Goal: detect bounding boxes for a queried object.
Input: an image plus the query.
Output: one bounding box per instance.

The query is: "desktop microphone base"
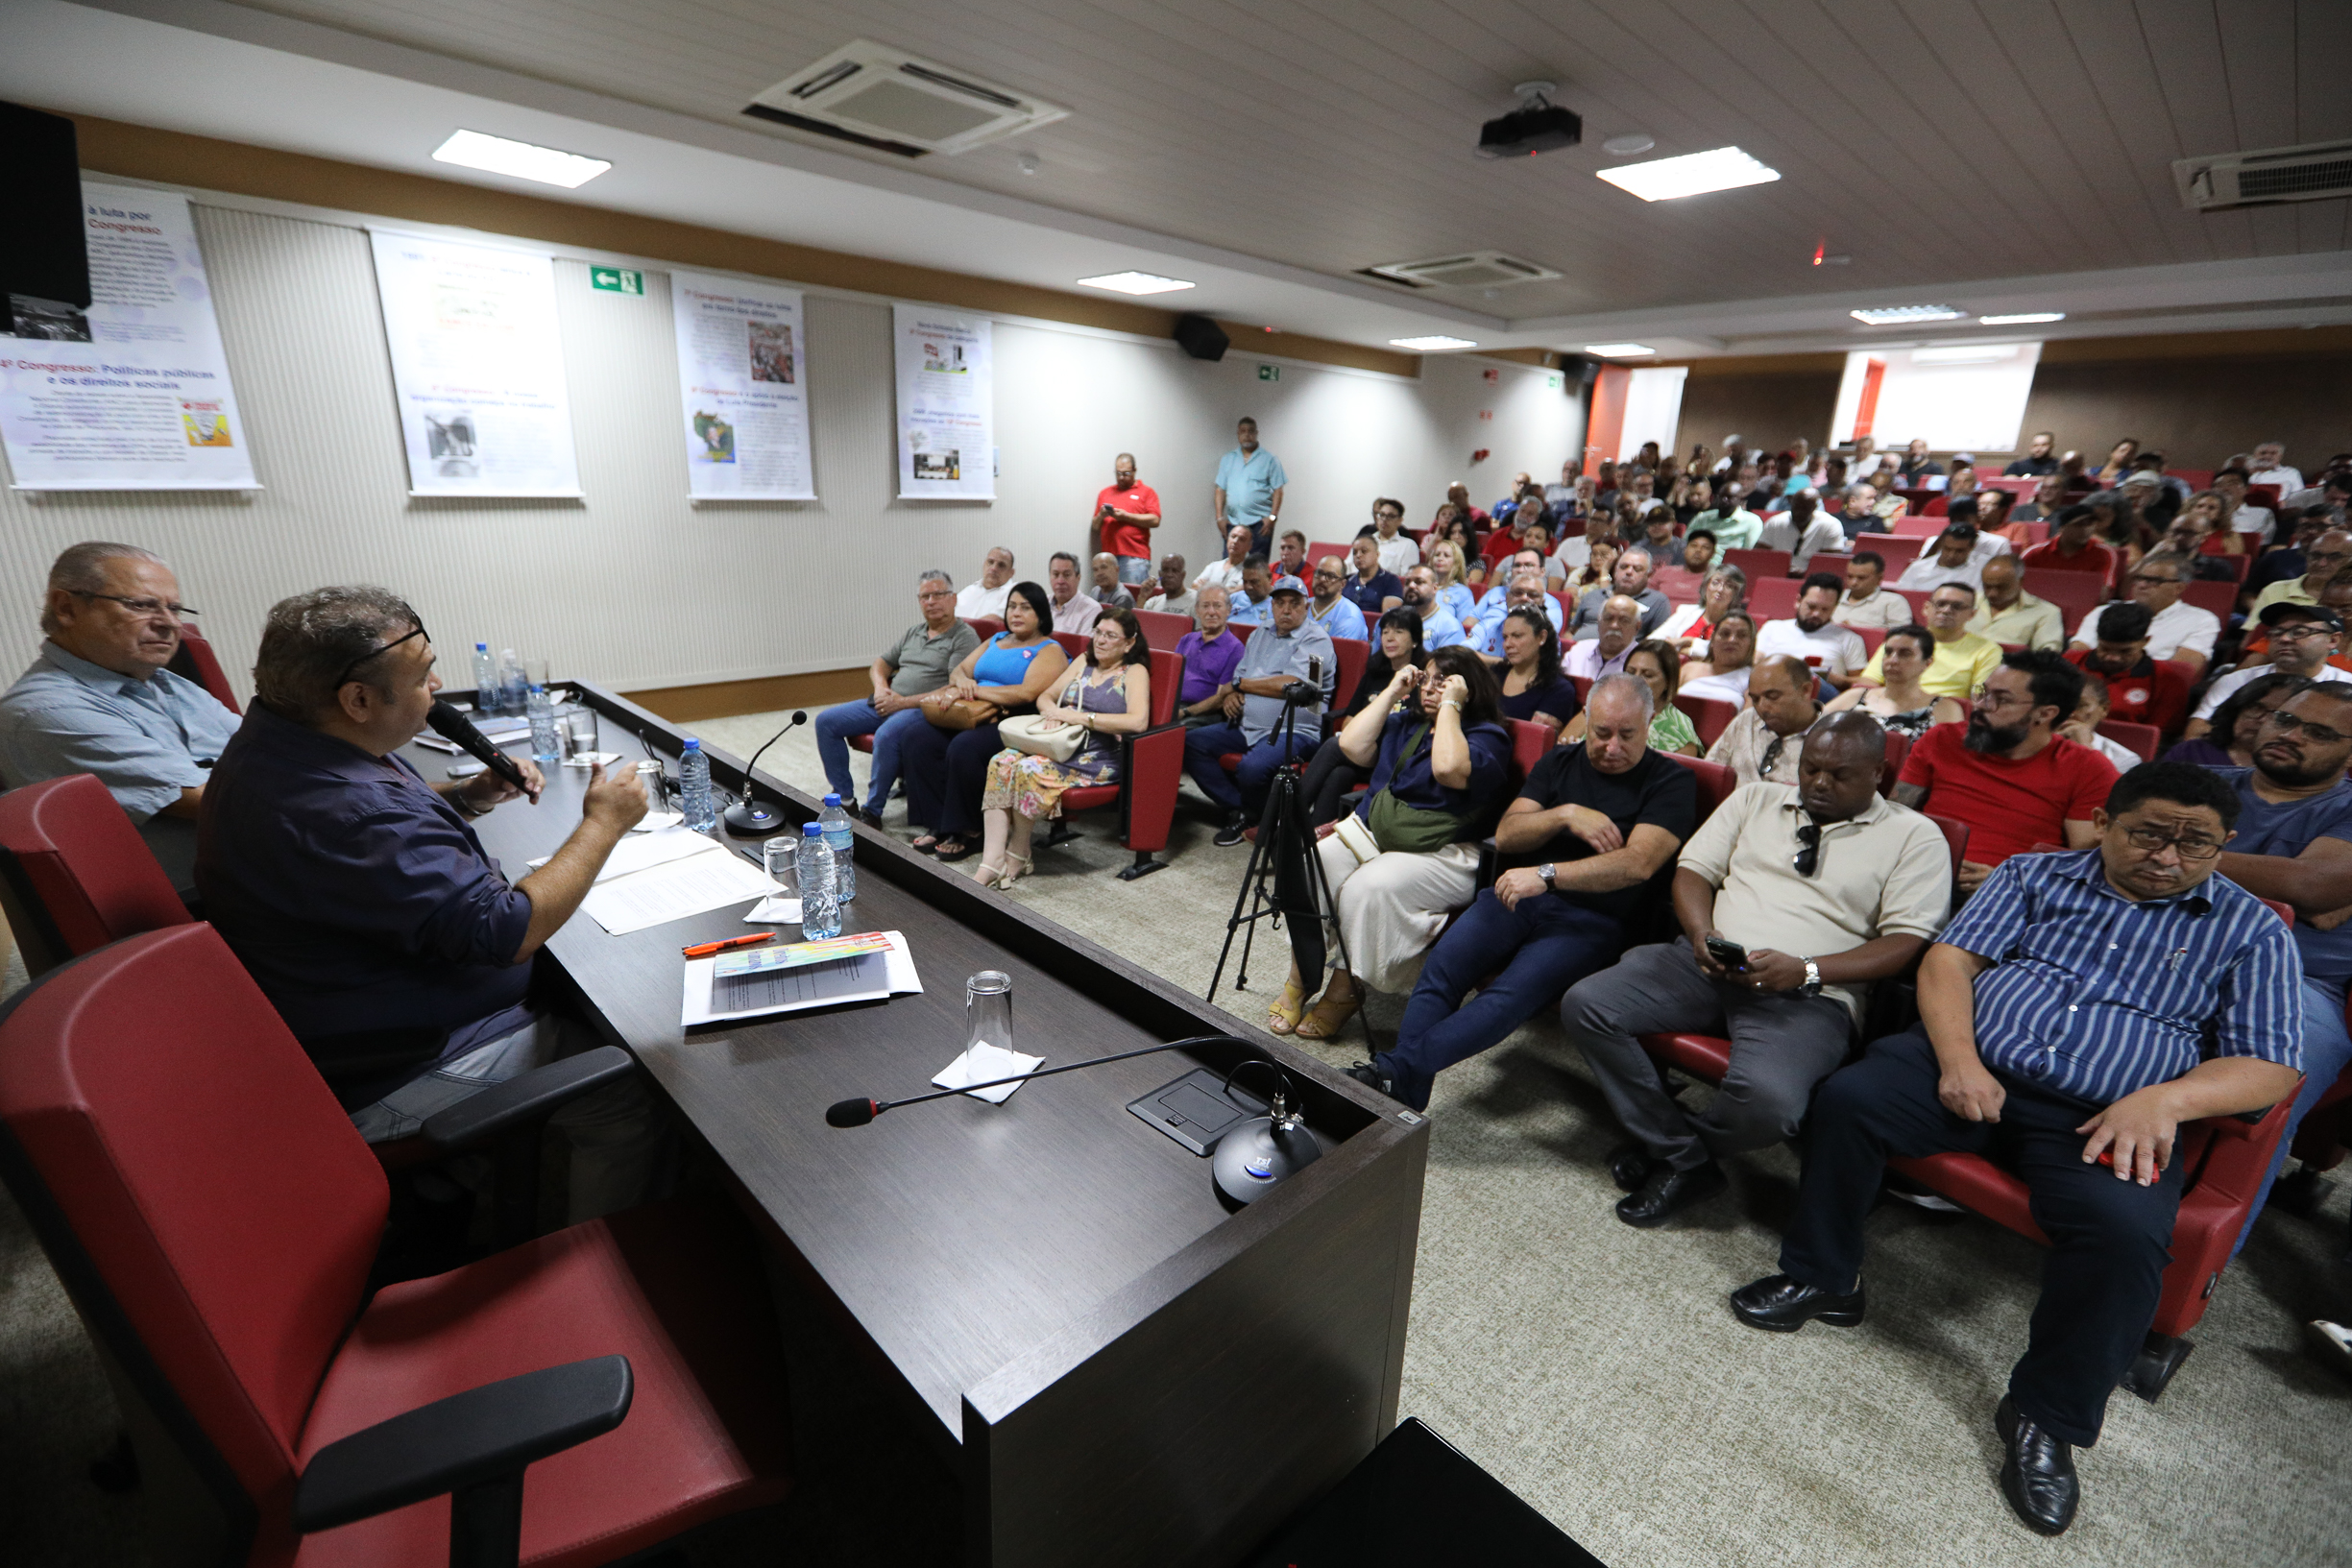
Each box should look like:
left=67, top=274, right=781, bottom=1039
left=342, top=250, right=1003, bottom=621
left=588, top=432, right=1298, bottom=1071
left=1212, top=1116, right=1322, bottom=1207
left=721, top=800, right=784, bottom=836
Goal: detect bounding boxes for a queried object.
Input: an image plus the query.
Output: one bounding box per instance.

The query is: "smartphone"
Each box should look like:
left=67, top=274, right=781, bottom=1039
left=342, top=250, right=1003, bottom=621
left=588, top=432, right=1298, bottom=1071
left=1704, top=935, right=1749, bottom=972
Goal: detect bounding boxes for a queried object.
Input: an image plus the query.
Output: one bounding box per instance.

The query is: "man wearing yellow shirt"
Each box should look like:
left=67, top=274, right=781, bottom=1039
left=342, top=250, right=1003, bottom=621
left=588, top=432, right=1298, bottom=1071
left=2249, top=528, right=2352, bottom=618
left=1855, top=583, right=2002, bottom=699
left=1966, top=556, right=2064, bottom=651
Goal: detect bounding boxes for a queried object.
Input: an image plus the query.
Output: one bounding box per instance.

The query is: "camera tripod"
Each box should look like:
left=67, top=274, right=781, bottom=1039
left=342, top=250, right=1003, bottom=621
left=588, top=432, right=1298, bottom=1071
left=1207, top=680, right=1351, bottom=1008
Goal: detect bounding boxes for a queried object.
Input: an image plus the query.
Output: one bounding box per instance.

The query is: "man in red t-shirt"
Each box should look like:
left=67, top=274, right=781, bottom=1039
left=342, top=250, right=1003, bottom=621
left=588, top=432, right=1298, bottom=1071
left=1894, top=649, right=2120, bottom=892
left=1093, top=452, right=1164, bottom=591
left=2061, top=600, right=2192, bottom=734
left=2019, top=505, right=2119, bottom=582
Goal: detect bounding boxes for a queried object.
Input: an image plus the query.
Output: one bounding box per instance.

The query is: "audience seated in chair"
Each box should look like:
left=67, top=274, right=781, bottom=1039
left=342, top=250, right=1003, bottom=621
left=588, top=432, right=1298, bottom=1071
left=1143, top=551, right=1195, bottom=615
left=1829, top=551, right=1913, bottom=630
left=2061, top=601, right=2191, bottom=735
left=1757, top=572, right=1868, bottom=688
left=1893, top=649, right=2119, bottom=895
left=1195, top=525, right=1254, bottom=594
left=1706, top=655, right=1821, bottom=787
left=2056, top=675, right=2145, bottom=773
left=971, top=610, right=1152, bottom=889
left=898, top=581, right=1069, bottom=861
left=1089, top=551, right=1136, bottom=612
left=1347, top=673, right=1694, bottom=1111
left=1731, top=764, right=2300, bottom=1538
left=1967, top=555, right=2065, bottom=653
left=1854, top=584, right=2001, bottom=701
left=1300, top=611, right=1423, bottom=828
left=2185, top=602, right=2352, bottom=739
left=955, top=544, right=1017, bottom=619
left=1562, top=712, right=1951, bottom=1227
left=1487, top=606, right=1580, bottom=734
left=2073, top=551, right=2218, bottom=677
left=1174, top=585, right=1247, bottom=728
left=1273, top=646, right=1512, bottom=1042
left=196, top=586, right=667, bottom=1221
left=1758, top=493, right=1845, bottom=573
left=1342, top=533, right=1404, bottom=619
left=0, top=542, right=239, bottom=894
left=1679, top=610, right=1758, bottom=704
left=1822, top=622, right=1965, bottom=738
left=814, top=569, right=980, bottom=826
left=1184, top=580, right=1336, bottom=846
left=1047, top=550, right=1103, bottom=636
left=1304, top=552, right=1370, bottom=641
left=1567, top=547, right=1671, bottom=640
left=1564, top=593, right=1644, bottom=683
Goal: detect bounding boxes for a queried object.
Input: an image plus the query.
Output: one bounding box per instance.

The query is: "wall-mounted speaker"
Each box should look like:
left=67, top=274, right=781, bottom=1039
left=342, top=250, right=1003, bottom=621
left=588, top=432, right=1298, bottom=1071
left=1173, top=313, right=1229, bottom=362
left=1561, top=355, right=1602, bottom=392
left=0, top=103, right=90, bottom=311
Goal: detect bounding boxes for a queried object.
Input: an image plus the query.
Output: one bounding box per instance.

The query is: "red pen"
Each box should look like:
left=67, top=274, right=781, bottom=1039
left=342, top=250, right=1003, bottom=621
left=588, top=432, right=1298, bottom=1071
left=682, top=932, right=774, bottom=959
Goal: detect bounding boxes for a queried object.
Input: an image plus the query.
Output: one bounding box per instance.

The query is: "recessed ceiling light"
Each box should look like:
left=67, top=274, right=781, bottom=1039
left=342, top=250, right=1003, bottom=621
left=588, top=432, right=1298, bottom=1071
left=431, top=129, right=610, bottom=188
left=1076, top=271, right=1196, bottom=296
left=1584, top=343, right=1656, bottom=357
left=1391, top=335, right=1478, bottom=351
left=1978, top=311, right=2065, bottom=326
left=1913, top=344, right=2019, bottom=365
left=1596, top=146, right=1780, bottom=201
left=1601, top=133, right=1656, bottom=157
left=1851, top=304, right=1965, bottom=326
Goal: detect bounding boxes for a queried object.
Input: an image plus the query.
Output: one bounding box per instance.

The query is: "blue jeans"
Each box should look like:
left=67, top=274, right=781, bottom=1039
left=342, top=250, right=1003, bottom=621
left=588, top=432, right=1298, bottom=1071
left=1373, top=889, right=1626, bottom=1111
left=814, top=700, right=930, bottom=812
left=1182, top=721, right=1316, bottom=816
left=2233, top=974, right=2352, bottom=1256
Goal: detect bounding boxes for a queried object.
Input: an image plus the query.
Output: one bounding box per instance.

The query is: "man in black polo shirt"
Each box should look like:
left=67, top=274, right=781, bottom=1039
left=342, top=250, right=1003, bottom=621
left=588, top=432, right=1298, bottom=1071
left=1346, top=675, right=1695, bottom=1111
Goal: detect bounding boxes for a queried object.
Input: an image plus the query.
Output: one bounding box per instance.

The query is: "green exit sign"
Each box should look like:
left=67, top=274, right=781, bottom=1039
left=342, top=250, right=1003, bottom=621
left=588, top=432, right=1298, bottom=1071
left=590, top=267, right=643, bottom=295
left=1257, top=363, right=1279, bottom=382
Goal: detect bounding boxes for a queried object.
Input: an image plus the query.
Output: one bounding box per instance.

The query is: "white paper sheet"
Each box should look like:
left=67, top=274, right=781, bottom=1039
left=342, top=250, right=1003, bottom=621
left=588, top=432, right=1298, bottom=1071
left=580, top=844, right=778, bottom=935
left=931, top=1041, right=1043, bottom=1105
left=682, top=929, right=922, bottom=1025
left=529, top=827, right=718, bottom=883
left=744, top=895, right=802, bottom=924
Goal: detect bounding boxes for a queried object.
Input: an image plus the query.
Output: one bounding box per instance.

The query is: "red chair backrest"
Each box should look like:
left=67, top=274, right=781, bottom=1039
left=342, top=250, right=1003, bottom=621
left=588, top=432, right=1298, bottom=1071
left=2180, top=580, right=2236, bottom=619
left=1849, top=532, right=1921, bottom=563
left=1132, top=609, right=1194, bottom=653
left=1925, top=813, right=1972, bottom=883
left=1878, top=732, right=1911, bottom=796
left=1506, top=718, right=1552, bottom=790
left=964, top=616, right=1005, bottom=641
left=1143, top=647, right=1182, bottom=726
left=1855, top=625, right=1888, bottom=657
left=1808, top=552, right=1854, bottom=575
left=2165, top=468, right=2215, bottom=490
left=2021, top=570, right=2104, bottom=635
left=0, top=924, right=387, bottom=1518
left=1673, top=692, right=1737, bottom=749
left=1723, top=548, right=1789, bottom=584
left=1658, top=750, right=1736, bottom=827
left=1923, top=495, right=1950, bottom=518
left=2097, top=719, right=2161, bottom=762
left=1747, top=577, right=1801, bottom=622
left=2246, top=483, right=2282, bottom=510
left=1892, top=516, right=1944, bottom=537
left=170, top=625, right=241, bottom=714
left=1305, top=542, right=1349, bottom=571
left=1893, top=589, right=1932, bottom=621
left=1052, top=631, right=1088, bottom=661
left=2208, top=551, right=2250, bottom=584
left=0, top=776, right=191, bottom=978
left=1982, top=476, right=2038, bottom=500
left=1330, top=637, right=1370, bottom=714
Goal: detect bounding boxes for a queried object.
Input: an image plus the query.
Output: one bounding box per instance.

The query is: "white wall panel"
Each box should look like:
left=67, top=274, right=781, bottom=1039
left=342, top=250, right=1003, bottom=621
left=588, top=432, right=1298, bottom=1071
left=0, top=194, right=1583, bottom=699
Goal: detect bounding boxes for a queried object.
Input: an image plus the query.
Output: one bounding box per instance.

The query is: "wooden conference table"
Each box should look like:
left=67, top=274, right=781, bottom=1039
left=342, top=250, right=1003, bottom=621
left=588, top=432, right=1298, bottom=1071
left=413, top=685, right=1429, bottom=1568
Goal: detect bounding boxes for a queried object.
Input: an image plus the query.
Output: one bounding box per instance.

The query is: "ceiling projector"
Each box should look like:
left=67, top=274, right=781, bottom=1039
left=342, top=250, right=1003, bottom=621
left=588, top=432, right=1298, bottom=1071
left=1478, top=84, right=1581, bottom=158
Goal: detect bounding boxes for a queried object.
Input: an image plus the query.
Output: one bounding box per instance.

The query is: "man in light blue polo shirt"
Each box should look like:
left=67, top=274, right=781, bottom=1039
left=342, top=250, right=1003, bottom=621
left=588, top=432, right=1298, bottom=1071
left=1304, top=555, right=1369, bottom=642
left=1213, top=416, right=1288, bottom=555
left=0, top=542, right=240, bottom=892
left=1400, top=565, right=1467, bottom=650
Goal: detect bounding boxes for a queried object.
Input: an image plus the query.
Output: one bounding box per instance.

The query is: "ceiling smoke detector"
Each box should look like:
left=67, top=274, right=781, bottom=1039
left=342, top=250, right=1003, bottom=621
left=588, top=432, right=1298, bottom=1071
left=1367, top=250, right=1562, bottom=291
left=746, top=40, right=1067, bottom=157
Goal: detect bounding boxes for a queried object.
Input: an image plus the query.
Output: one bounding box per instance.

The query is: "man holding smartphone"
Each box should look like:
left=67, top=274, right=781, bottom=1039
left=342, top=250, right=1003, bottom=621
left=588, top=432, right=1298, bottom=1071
left=1092, top=452, right=1161, bottom=591
left=1560, top=712, right=1952, bottom=1228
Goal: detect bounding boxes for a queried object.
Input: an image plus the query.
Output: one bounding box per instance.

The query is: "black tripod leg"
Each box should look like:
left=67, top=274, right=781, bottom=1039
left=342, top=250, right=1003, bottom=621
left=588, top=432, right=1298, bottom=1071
left=1208, top=804, right=1276, bottom=1002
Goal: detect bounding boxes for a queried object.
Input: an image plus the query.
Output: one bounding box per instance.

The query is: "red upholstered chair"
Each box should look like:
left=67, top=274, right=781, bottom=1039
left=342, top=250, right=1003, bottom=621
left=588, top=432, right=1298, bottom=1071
left=1657, top=751, right=1734, bottom=828
left=1877, top=733, right=1913, bottom=797
left=2246, top=483, right=2281, bottom=511
left=0, top=775, right=191, bottom=978
left=1329, top=637, right=1370, bottom=716
left=1891, top=516, right=1944, bottom=538
left=1893, top=589, right=1932, bottom=621
left=963, top=616, right=1005, bottom=640
left=1923, top=495, right=1950, bottom=518
left=1722, top=547, right=1789, bottom=584
left=2097, top=720, right=2161, bottom=763
left=1672, top=693, right=1737, bottom=751
left=1746, top=577, right=1801, bottom=622
left=1039, top=646, right=1186, bottom=880
left=1051, top=631, right=1088, bottom=661
left=1133, top=608, right=1195, bottom=653
left=2180, top=580, right=2236, bottom=620
left=0, top=925, right=791, bottom=1567
left=1809, top=553, right=1854, bottom=575
left=1855, top=625, right=1887, bottom=659
left=1305, top=542, right=1349, bottom=572
left=169, top=624, right=242, bottom=713
left=1568, top=675, right=1593, bottom=707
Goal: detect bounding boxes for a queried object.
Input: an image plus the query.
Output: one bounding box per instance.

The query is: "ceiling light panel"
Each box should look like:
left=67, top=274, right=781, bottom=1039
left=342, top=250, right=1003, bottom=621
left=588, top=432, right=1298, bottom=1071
left=1391, top=335, right=1477, bottom=350
left=432, top=129, right=610, bottom=187
left=1850, top=304, right=1964, bottom=326
left=1077, top=271, right=1195, bottom=295
left=1979, top=312, right=2065, bottom=326
left=1584, top=343, right=1656, bottom=357
left=1595, top=147, right=1780, bottom=201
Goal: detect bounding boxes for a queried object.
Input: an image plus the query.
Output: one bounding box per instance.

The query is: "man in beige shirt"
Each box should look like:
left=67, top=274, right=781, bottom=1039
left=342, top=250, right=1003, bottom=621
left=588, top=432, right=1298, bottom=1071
left=1831, top=552, right=1913, bottom=631
left=1967, top=555, right=2064, bottom=651
left=1561, top=713, right=1953, bottom=1227
left=1706, top=656, right=1821, bottom=787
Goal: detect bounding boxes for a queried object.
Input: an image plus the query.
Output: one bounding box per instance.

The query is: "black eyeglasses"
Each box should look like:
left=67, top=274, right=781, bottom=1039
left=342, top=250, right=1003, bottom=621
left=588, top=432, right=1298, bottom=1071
left=1793, top=822, right=1823, bottom=878
left=334, top=621, right=429, bottom=688
left=71, top=591, right=198, bottom=620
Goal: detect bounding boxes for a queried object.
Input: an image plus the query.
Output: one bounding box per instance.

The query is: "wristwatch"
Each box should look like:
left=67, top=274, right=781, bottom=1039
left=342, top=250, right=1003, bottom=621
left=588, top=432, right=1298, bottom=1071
left=1800, top=957, right=1823, bottom=997
left=1539, top=863, right=1557, bottom=886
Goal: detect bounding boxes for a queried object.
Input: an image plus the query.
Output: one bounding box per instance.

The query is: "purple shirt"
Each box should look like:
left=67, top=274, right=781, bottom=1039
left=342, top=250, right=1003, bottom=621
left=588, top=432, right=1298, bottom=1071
left=1176, top=629, right=1246, bottom=705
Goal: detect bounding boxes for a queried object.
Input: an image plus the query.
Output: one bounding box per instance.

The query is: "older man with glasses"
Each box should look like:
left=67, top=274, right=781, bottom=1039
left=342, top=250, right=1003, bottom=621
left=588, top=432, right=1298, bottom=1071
left=1852, top=583, right=2002, bottom=701
left=2185, top=602, right=2352, bottom=740
left=815, top=569, right=982, bottom=825
left=2072, top=552, right=2219, bottom=677
left=0, top=541, right=240, bottom=893
left=2250, top=527, right=2352, bottom=620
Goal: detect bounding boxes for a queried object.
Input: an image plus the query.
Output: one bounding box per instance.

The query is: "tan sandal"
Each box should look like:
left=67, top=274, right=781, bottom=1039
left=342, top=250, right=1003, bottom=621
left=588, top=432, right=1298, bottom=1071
left=1267, top=977, right=1311, bottom=1035
left=1002, top=851, right=1034, bottom=886
left=971, top=858, right=1006, bottom=888
left=1295, top=977, right=1362, bottom=1040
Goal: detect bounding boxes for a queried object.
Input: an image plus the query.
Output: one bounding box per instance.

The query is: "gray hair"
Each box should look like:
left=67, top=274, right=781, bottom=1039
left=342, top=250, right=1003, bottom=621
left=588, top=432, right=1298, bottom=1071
left=254, top=585, right=422, bottom=724
left=1589, top=671, right=1656, bottom=721
left=1195, top=583, right=1231, bottom=608
left=43, top=541, right=164, bottom=636
left=1705, top=564, right=1747, bottom=599
left=918, top=568, right=953, bottom=588
left=1618, top=546, right=1654, bottom=569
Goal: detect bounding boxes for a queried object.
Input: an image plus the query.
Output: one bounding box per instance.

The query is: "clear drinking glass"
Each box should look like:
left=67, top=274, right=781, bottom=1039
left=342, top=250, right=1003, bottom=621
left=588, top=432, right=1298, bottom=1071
left=562, top=706, right=598, bottom=759
left=635, top=756, right=669, bottom=814
left=964, top=971, right=1013, bottom=1062
left=761, top=834, right=800, bottom=902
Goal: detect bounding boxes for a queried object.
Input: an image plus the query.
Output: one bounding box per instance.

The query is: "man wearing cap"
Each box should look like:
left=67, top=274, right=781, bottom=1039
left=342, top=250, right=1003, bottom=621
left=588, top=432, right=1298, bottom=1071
left=1183, top=577, right=1336, bottom=845
left=1897, top=524, right=1992, bottom=592
left=2061, top=601, right=2192, bottom=734
left=2072, top=551, right=2219, bottom=677
left=2184, top=602, right=2352, bottom=740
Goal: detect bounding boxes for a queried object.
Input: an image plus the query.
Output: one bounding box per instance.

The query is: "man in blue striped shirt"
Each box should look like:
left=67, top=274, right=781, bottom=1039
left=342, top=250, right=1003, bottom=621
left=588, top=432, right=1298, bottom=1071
left=1730, top=763, right=2302, bottom=1538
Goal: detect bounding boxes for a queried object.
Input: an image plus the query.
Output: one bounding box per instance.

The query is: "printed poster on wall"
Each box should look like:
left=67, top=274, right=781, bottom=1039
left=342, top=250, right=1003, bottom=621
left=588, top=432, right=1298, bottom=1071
left=0, top=181, right=257, bottom=491
left=892, top=303, right=993, bottom=499
left=369, top=229, right=582, bottom=497
left=668, top=270, right=814, bottom=500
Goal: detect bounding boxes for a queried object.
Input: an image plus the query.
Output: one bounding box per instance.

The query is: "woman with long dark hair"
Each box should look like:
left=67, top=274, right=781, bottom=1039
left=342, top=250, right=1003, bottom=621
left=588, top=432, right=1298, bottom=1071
left=970, top=609, right=1152, bottom=887
left=1301, top=610, right=1425, bottom=826
left=896, top=580, right=1067, bottom=860
left=1494, top=606, right=1578, bottom=735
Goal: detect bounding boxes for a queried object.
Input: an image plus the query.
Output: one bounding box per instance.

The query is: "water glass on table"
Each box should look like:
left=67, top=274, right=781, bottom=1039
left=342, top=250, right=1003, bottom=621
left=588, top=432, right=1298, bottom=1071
left=761, top=834, right=801, bottom=905
left=561, top=705, right=599, bottom=761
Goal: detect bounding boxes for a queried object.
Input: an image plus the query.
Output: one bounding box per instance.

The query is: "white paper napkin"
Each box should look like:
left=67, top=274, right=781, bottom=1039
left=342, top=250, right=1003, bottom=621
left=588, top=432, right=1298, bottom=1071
left=931, top=1042, right=1043, bottom=1105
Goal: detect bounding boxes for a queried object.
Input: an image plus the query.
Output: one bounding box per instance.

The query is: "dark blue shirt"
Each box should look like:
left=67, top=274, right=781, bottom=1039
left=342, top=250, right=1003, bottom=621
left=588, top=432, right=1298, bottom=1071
left=1938, top=848, right=2300, bottom=1104
left=2215, top=766, right=2352, bottom=989
left=1357, top=709, right=1510, bottom=824
left=197, top=702, right=535, bottom=1055
left=1341, top=570, right=1402, bottom=619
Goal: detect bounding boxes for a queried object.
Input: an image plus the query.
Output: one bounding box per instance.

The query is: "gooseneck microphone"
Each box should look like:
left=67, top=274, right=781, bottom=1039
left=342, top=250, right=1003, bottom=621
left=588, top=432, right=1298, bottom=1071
left=722, top=711, right=808, bottom=835
left=427, top=699, right=531, bottom=794
left=826, top=1034, right=1249, bottom=1127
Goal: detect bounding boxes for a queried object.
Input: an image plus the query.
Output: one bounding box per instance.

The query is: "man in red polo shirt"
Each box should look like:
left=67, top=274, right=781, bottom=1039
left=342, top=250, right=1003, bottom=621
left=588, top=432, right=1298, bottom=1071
left=1893, top=649, right=2119, bottom=893
left=2018, top=504, right=2119, bottom=581
left=2061, top=600, right=2192, bottom=735
left=1093, top=451, right=1163, bottom=592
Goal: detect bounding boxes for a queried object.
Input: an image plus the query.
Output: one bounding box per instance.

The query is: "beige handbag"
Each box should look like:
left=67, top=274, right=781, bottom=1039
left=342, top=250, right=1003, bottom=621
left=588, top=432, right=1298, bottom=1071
left=998, top=675, right=1090, bottom=761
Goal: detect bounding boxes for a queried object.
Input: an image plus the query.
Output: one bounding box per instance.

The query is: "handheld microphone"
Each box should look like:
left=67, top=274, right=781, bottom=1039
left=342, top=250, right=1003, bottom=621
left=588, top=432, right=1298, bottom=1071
left=721, top=711, right=808, bottom=835
left=426, top=700, right=531, bottom=795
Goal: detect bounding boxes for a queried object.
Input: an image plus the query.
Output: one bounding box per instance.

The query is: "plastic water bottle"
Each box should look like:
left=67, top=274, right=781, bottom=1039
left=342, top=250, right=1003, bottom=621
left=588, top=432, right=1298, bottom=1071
left=525, top=685, right=561, bottom=762
left=819, top=792, right=857, bottom=902
left=472, top=642, right=497, bottom=712
left=679, top=738, right=717, bottom=833
left=498, top=648, right=527, bottom=716
left=797, top=822, right=840, bottom=939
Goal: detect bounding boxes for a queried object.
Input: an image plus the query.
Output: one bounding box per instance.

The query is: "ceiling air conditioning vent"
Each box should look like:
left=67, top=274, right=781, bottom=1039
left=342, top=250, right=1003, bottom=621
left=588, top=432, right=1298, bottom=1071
left=1368, top=251, right=1561, bottom=291
left=2174, top=139, right=2352, bottom=210
left=745, top=40, right=1068, bottom=157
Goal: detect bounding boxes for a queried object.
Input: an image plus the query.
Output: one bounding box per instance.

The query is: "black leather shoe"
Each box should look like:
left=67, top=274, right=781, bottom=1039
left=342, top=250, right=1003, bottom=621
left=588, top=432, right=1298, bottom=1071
left=1614, top=1160, right=1726, bottom=1227
left=1995, top=1397, right=2078, bottom=1537
left=1608, top=1143, right=1654, bottom=1193
left=856, top=807, right=885, bottom=829
left=1346, top=1063, right=1400, bottom=1103
left=1729, top=1273, right=1866, bottom=1333
left=1214, top=812, right=1249, bottom=847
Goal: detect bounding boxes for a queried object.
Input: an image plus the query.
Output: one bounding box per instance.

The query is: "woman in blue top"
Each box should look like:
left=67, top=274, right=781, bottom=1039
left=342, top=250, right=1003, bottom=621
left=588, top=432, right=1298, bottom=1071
left=898, top=581, right=1068, bottom=859
left=1493, top=606, right=1580, bottom=736
left=1342, top=534, right=1403, bottom=620
left=1274, top=645, right=1513, bottom=1040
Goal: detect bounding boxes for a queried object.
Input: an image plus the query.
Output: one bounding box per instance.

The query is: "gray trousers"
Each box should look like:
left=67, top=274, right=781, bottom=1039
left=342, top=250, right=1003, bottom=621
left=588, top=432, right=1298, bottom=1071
left=1560, top=939, right=1854, bottom=1173
left=349, top=1012, right=669, bottom=1224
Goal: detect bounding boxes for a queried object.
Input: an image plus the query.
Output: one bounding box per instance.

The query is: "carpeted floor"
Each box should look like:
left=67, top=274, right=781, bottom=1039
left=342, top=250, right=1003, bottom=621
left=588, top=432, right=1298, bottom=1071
left=3, top=713, right=2347, bottom=1565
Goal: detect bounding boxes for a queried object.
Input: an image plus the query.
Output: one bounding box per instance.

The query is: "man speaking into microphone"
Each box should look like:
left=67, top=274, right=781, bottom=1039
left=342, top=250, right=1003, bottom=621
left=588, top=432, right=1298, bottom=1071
left=198, top=586, right=667, bottom=1221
